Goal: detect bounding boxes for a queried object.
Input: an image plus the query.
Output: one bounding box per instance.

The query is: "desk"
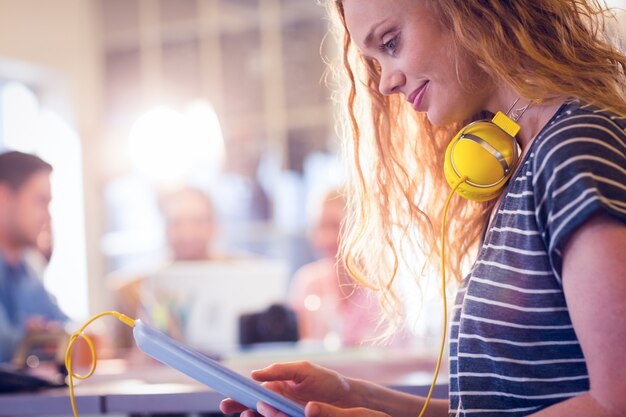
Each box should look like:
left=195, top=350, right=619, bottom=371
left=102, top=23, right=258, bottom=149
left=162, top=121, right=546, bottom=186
left=0, top=347, right=448, bottom=416
left=0, top=388, right=101, bottom=416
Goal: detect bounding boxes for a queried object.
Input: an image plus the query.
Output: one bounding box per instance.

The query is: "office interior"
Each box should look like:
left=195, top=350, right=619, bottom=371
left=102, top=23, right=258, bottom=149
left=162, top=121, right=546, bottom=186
left=0, top=0, right=347, bottom=323
left=0, top=1, right=625, bottom=412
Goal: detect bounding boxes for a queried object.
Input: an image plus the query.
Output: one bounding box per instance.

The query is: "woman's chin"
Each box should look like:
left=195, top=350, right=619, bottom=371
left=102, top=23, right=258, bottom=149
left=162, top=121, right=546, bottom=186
left=424, top=110, right=447, bottom=127
left=425, top=107, right=471, bottom=128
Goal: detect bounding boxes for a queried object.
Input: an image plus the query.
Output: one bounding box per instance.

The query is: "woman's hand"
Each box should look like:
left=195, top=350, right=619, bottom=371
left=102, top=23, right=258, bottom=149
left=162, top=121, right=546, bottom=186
left=230, top=402, right=391, bottom=417
left=253, top=401, right=391, bottom=417
left=221, top=360, right=442, bottom=417
left=220, top=361, right=358, bottom=415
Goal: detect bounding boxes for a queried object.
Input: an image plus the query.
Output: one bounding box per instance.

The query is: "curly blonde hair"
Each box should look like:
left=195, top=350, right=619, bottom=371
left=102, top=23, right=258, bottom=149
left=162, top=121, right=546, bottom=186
left=324, top=0, right=626, bottom=327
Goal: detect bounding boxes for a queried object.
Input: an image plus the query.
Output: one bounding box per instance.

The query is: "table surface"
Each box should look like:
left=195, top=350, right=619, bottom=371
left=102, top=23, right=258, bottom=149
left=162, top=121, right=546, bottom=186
left=0, top=345, right=449, bottom=416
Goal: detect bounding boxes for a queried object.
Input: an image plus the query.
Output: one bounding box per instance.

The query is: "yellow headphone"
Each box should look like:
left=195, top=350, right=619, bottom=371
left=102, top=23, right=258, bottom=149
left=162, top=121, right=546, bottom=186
left=444, top=111, right=521, bottom=201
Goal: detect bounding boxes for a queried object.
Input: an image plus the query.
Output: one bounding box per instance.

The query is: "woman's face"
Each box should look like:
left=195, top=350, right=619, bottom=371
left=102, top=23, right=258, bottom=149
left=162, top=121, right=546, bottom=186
left=343, top=0, right=495, bottom=126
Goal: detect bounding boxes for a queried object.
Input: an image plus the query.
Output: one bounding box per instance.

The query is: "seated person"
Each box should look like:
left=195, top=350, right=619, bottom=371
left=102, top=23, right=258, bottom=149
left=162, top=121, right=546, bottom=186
left=0, top=151, right=67, bottom=363
left=111, top=186, right=228, bottom=349
left=288, top=188, right=404, bottom=348
left=159, top=186, right=223, bottom=262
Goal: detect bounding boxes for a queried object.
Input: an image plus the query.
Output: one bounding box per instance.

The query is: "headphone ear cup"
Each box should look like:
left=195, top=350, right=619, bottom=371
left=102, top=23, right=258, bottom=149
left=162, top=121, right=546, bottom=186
left=444, top=120, right=520, bottom=201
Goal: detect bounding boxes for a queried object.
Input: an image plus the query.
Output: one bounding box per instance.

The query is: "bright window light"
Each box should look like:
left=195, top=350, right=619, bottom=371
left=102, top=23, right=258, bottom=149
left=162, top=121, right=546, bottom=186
left=1, top=82, right=41, bottom=152
left=127, top=101, right=225, bottom=184
left=1, top=81, right=88, bottom=320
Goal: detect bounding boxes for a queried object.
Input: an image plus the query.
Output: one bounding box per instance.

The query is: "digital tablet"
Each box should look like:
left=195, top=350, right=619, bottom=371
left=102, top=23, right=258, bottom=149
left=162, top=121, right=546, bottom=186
left=133, top=320, right=306, bottom=417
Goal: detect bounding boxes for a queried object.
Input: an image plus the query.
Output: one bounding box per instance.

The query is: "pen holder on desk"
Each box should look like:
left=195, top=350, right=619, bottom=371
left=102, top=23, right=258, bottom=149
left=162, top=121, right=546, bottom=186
left=12, top=329, right=69, bottom=385
left=12, top=329, right=69, bottom=370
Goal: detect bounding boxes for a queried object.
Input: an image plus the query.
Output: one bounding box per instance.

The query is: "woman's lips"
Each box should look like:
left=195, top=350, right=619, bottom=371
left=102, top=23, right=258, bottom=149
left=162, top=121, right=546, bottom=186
left=408, top=82, right=429, bottom=111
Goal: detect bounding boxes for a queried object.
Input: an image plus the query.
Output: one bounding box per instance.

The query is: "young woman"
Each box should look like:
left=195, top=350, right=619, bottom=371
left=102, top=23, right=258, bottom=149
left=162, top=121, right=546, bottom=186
left=221, top=1, right=626, bottom=416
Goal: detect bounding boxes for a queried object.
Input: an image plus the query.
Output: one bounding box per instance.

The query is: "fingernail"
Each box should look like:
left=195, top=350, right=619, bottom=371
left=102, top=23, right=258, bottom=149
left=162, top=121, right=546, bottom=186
left=256, top=401, right=266, bottom=415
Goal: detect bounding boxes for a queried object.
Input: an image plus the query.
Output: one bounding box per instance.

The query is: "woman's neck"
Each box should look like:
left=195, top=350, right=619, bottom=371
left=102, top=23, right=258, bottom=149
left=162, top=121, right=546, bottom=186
left=515, top=99, right=566, bottom=149
left=486, top=87, right=566, bottom=149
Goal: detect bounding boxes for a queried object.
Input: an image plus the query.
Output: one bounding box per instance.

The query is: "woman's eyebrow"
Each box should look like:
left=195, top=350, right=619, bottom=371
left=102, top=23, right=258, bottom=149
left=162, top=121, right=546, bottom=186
left=363, top=18, right=390, bottom=48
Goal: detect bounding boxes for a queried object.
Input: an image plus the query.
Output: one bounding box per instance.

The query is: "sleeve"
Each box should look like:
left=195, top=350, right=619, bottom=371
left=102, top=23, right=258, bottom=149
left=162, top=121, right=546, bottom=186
left=0, top=308, right=22, bottom=362
left=22, top=274, right=68, bottom=323
left=39, top=291, right=68, bottom=323
left=532, top=111, right=626, bottom=281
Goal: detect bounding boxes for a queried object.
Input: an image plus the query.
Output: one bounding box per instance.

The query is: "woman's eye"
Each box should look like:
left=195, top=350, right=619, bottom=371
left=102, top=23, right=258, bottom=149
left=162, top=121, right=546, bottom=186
left=379, top=35, right=399, bottom=55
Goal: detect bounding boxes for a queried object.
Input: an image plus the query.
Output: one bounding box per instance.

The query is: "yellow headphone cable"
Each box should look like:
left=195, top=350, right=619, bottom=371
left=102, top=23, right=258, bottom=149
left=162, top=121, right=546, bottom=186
left=417, top=175, right=467, bottom=417
left=65, top=311, right=135, bottom=417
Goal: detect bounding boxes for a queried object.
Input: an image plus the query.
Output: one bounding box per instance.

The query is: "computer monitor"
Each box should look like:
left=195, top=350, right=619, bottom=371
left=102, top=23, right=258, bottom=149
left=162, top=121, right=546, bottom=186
left=140, top=259, right=290, bottom=354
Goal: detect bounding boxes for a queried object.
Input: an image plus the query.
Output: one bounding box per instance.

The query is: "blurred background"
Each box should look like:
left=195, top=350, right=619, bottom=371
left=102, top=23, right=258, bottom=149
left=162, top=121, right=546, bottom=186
left=0, top=0, right=624, bottom=329
left=0, top=0, right=346, bottom=322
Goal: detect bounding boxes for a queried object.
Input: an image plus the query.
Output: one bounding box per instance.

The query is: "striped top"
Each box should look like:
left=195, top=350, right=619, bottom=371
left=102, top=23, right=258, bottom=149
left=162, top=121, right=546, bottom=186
left=448, top=102, right=626, bottom=416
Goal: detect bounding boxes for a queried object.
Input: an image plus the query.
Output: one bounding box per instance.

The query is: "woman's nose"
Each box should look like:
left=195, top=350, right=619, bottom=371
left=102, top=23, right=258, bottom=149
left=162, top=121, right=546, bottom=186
left=378, top=66, right=405, bottom=96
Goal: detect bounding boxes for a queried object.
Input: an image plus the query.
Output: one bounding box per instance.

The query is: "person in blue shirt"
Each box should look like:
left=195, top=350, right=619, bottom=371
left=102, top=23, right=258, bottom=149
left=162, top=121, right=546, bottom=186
left=0, top=151, right=67, bottom=363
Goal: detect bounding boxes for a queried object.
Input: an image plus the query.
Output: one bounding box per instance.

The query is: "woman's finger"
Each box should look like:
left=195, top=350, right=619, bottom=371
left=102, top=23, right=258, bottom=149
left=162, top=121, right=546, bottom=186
left=219, top=398, right=250, bottom=414
left=305, top=402, right=390, bottom=417
left=241, top=409, right=262, bottom=417
left=251, top=361, right=314, bottom=383
left=256, top=401, right=292, bottom=417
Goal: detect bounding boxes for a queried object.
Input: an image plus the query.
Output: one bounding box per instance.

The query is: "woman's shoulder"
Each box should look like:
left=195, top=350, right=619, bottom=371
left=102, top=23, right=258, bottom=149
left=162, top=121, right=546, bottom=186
left=531, top=101, right=626, bottom=171
left=538, top=101, right=625, bottom=141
